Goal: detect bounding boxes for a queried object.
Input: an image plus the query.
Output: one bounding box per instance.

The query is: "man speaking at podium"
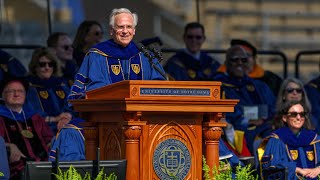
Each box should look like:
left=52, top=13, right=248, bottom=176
left=68, top=8, right=166, bottom=100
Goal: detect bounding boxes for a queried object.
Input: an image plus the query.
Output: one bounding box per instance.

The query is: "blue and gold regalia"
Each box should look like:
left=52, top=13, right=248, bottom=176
left=0, top=136, right=9, bottom=180
left=26, top=75, right=70, bottom=133
left=68, top=39, right=166, bottom=99
left=49, top=123, right=85, bottom=161
left=219, top=139, right=242, bottom=168
left=164, top=50, right=220, bottom=81
left=260, top=127, right=320, bottom=180
left=214, top=73, right=276, bottom=153
left=62, top=60, right=78, bottom=87
left=305, top=76, right=320, bottom=133
left=0, top=49, right=27, bottom=82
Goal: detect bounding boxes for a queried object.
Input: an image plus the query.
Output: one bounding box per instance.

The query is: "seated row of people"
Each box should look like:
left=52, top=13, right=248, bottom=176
left=164, top=22, right=283, bottom=97
left=0, top=7, right=165, bottom=179
left=0, top=29, right=88, bottom=180
left=0, top=77, right=85, bottom=179
left=0, top=11, right=319, bottom=179
left=160, top=21, right=320, bottom=179
left=206, top=43, right=320, bottom=179
left=0, top=18, right=104, bottom=83
left=216, top=45, right=276, bottom=157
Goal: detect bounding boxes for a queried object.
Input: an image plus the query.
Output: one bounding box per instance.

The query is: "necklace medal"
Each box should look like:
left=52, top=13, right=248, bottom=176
left=20, top=129, right=34, bottom=138
left=9, top=109, right=34, bottom=139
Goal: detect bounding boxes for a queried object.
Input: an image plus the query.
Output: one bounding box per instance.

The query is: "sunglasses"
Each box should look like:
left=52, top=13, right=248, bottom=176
left=230, top=57, right=248, bottom=63
left=186, top=35, right=203, bottom=40
left=95, top=31, right=103, bottom=36
left=39, top=62, right=54, bottom=68
left=61, top=45, right=72, bottom=51
left=286, top=87, right=302, bottom=94
left=287, top=112, right=307, bottom=118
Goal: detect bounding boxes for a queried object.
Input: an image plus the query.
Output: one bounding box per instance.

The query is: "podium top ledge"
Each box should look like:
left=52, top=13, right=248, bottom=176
left=85, top=80, right=222, bottom=100
left=112, top=80, right=221, bottom=86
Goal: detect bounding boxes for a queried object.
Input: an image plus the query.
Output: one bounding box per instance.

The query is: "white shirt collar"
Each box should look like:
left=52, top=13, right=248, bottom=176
left=184, top=49, right=201, bottom=61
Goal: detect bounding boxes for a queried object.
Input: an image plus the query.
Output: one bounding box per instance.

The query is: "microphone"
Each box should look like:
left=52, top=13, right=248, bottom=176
left=148, top=46, right=164, bottom=62
left=136, top=43, right=167, bottom=80
left=137, top=43, right=153, bottom=60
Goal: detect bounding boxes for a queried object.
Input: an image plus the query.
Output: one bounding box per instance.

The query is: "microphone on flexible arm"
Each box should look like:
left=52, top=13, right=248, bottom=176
left=147, top=45, right=164, bottom=63
left=137, top=43, right=168, bottom=80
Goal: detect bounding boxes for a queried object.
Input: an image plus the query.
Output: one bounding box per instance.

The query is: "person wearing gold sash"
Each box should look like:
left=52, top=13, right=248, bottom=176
left=0, top=78, right=53, bottom=179
left=25, top=48, right=72, bottom=134
left=68, top=8, right=166, bottom=100
left=259, top=101, right=320, bottom=179
left=164, top=22, right=221, bottom=81
left=213, top=45, right=276, bottom=155
left=216, top=39, right=283, bottom=97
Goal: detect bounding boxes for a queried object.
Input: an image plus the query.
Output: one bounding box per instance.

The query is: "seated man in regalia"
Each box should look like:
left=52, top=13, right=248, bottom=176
left=0, top=78, right=53, bottom=179
left=0, top=77, right=85, bottom=179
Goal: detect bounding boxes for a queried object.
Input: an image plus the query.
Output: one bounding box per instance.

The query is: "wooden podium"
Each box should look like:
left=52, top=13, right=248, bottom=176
left=70, top=80, right=238, bottom=180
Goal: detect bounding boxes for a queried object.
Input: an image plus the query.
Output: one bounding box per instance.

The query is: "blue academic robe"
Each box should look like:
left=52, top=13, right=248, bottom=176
left=0, top=49, right=27, bottom=81
left=305, top=76, right=320, bottom=133
left=219, top=138, right=243, bottom=178
left=25, top=76, right=71, bottom=133
left=164, top=50, right=220, bottom=81
left=62, top=60, right=78, bottom=87
left=219, top=139, right=242, bottom=168
left=261, top=127, right=320, bottom=180
left=68, top=39, right=166, bottom=100
left=213, top=73, right=276, bottom=153
left=0, top=136, right=9, bottom=180
left=49, top=124, right=85, bottom=161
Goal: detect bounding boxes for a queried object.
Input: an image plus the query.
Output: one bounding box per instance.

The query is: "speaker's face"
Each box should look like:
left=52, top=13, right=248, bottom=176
left=110, top=13, right=136, bottom=47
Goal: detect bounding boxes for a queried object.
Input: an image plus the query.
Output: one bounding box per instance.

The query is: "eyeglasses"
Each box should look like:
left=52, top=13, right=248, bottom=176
left=186, top=35, right=203, bottom=40
left=38, top=62, right=54, bottom=68
left=286, top=87, right=302, bottom=94
left=230, top=57, right=248, bottom=63
left=4, top=89, right=25, bottom=94
left=287, top=112, right=307, bottom=118
left=114, top=25, right=134, bottom=32
left=61, top=45, right=73, bottom=51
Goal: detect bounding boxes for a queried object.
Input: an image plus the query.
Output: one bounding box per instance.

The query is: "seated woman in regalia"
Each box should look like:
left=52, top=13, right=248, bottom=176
left=259, top=101, right=320, bottom=179
left=25, top=47, right=73, bottom=134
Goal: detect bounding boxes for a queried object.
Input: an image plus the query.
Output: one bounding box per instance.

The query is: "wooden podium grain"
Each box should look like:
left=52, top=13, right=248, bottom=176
left=69, top=80, right=238, bottom=180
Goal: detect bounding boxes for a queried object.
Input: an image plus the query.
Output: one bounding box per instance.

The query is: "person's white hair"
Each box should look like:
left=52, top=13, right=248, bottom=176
left=109, top=8, right=138, bottom=28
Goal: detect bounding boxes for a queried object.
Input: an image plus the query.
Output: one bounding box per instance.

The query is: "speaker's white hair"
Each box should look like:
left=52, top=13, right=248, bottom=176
left=109, top=8, right=138, bottom=28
